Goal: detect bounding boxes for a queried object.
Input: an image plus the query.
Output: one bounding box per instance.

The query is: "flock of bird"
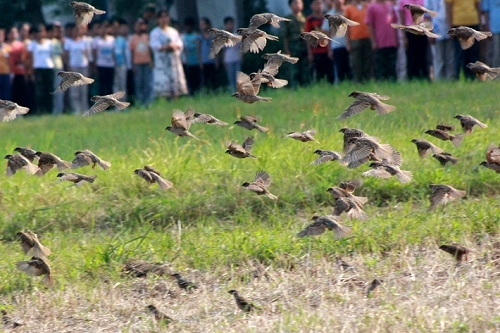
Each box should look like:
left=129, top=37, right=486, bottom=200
left=2, top=2, right=500, bottom=322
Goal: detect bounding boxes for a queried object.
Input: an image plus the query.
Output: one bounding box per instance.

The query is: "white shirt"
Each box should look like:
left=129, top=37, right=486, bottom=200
left=92, top=35, right=115, bottom=67
left=27, top=39, right=54, bottom=69
left=64, top=38, right=91, bottom=67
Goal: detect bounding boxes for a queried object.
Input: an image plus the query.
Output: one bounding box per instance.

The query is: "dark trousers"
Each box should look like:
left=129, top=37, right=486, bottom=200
left=350, top=38, right=374, bottom=83
left=184, top=64, right=201, bottom=95
left=313, top=53, right=334, bottom=83
left=453, top=25, right=479, bottom=80
left=34, top=68, right=54, bottom=114
left=97, top=66, right=115, bottom=96
left=332, top=47, right=352, bottom=82
left=406, top=32, right=429, bottom=80
left=0, top=74, right=11, bottom=100
left=374, top=47, right=397, bottom=82
left=286, top=49, right=311, bottom=88
left=12, top=74, right=34, bottom=110
left=201, top=63, right=217, bottom=91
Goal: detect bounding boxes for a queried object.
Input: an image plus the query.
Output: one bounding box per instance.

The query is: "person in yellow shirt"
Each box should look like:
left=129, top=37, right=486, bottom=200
left=0, top=28, right=12, bottom=100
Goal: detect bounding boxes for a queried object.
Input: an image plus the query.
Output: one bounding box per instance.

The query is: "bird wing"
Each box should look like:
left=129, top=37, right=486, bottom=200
left=171, top=110, right=189, bottom=130
left=242, top=136, right=254, bottom=152
left=457, top=36, right=475, bottom=50
left=254, top=170, right=271, bottom=187
left=362, top=167, right=392, bottom=178
left=108, top=91, right=126, bottom=100
left=338, top=100, right=371, bottom=119
left=58, top=173, right=80, bottom=182
left=297, top=221, right=327, bottom=237
left=249, top=14, right=268, bottom=31
left=71, top=153, right=92, bottom=169
left=237, top=72, right=256, bottom=95
left=16, top=260, right=45, bottom=276
left=84, top=99, right=110, bottom=116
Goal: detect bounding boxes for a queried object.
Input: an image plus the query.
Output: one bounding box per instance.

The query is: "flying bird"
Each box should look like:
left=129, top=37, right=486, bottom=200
left=146, top=305, right=174, bottom=325
left=248, top=13, right=291, bottom=32
left=228, top=290, right=257, bottom=312
left=241, top=170, right=277, bottom=200
left=390, top=21, right=440, bottom=38
left=403, top=4, right=437, bottom=24
left=165, top=107, right=199, bottom=139
left=480, top=161, right=500, bottom=173
left=428, top=184, right=466, bottom=211
left=432, top=152, right=459, bottom=166
left=297, top=215, right=351, bottom=239
left=35, top=151, right=72, bottom=175
left=0, top=99, right=29, bottom=122
left=299, top=31, right=335, bottom=48
left=453, top=114, right=487, bottom=134
left=4, top=154, right=39, bottom=176
left=71, top=149, right=111, bottom=170
left=234, top=116, right=269, bottom=132
left=16, top=231, right=51, bottom=258
left=56, top=172, right=96, bottom=186
left=192, top=112, right=228, bottom=126
left=232, top=72, right=271, bottom=103
left=439, top=244, right=471, bottom=262
left=84, top=91, right=129, bottom=116
left=480, top=144, right=500, bottom=173
left=52, top=71, right=94, bottom=93
left=327, top=184, right=368, bottom=208
left=424, top=129, right=464, bottom=147
left=338, top=91, right=396, bottom=119
left=411, top=139, right=443, bottom=158
left=362, top=161, right=413, bottom=184
left=466, top=61, right=500, bottom=81
left=69, top=1, right=106, bottom=26
left=13, top=147, right=38, bottom=162
left=448, top=26, right=492, bottom=50
left=226, top=136, right=256, bottom=159
left=311, top=150, right=342, bottom=165
left=323, top=14, right=360, bottom=38
left=134, top=166, right=173, bottom=190
left=339, top=127, right=378, bottom=153
left=262, top=50, right=299, bottom=67
left=286, top=130, right=319, bottom=143
left=435, top=123, right=455, bottom=132
left=171, top=273, right=198, bottom=291
left=332, top=197, right=368, bottom=221
left=208, top=28, right=241, bottom=58
left=16, top=256, right=54, bottom=286
left=341, top=137, right=395, bottom=166
left=237, top=28, right=279, bottom=54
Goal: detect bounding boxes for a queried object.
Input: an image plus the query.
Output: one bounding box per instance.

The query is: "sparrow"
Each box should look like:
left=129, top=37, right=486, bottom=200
left=146, top=305, right=174, bottom=325
left=402, top=4, right=438, bottom=24
left=234, top=116, right=269, bottom=133
left=52, top=71, right=94, bottom=93
left=192, top=112, right=228, bottom=126
left=237, top=28, right=279, bottom=54
left=71, top=149, right=111, bottom=170
left=35, top=151, right=72, bottom=175
left=13, top=147, right=38, bottom=162
left=171, top=273, right=198, bottom=291
left=411, top=139, right=443, bottom=158
left=327, top=186, right=368, bottom=208
left=249, top=68, right=288, bottom=89
left=248, top=13, right=291, bottom=32
left=232, top=72, right=271, bottom=103
left=134, top=166, right=173, bottom=190
left=165, top=107, right=199, bottom=139
left=4, top=154, right=39, bottom=176
left=226, top=136, right=256, bottom=158
left=228, top=290, right=257, bottom=312
left=56, top=172, right=96, bottom=186
left=435, top=123, right=455, bottom=132
left=332, top=197, right=368, bottom=220
left=429, top=184, right=466, bottom=211
left=84, top=91, right=130, bottom=116
left=323, top=14, right=360, bottom=38
left=208, top=28, right=242, bottom=58
left=241, top=170, right=277, bottom=200
left=262, top=50, right=299, bottom=67
left=432, top=152, right=459, bottom=166
left=362, top=161, right=413, bottom=184
left=339, top=127, right=377, bottom=153
left=336, top=256, right=355, bottom=272
left=390, top=21, right=440, bottom=38
left=453, top=114, right=487, bottom=134
left=366, top=279, right=383, bottom=297
left=338, top=178, right=363, bottom=192
left=299, top=31, right=336, bottom=48
left=424, top=129, right=464, bottom=147
left=122, top=259, right=169, bottom=277
left=439, top=244, right=471, bottom=262
left=297, top=215, right=351, bottom=239
left=16, top=256, right=54, bottom=286
left=1, top=310, right=22, bottom=328
left=466, top=61, right=500, bottom=81
left=448, top=26, right=492, bottom=50
left=69, top=1, right=106, bottom=26
left=311, top=150, right=342, bottom=165
left=286, top=130, right=319, bottom=143
left=480, top=161, right=500, bottom=173
left=16, top=230, right=51, bottom=258
left=0, top=99, right=29, bottom=122
left=338, top=91, right=396, bottom=119
left=341, top=137, right=395, bottom=166
left=486, top=143, right=500, bottom=164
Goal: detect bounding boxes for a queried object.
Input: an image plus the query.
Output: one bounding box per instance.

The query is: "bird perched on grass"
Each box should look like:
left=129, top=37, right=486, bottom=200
left=402, top=4, right=437, bottom=24
left=84, top=91, right=129, bottom=116
left=311, top=150, right=342, bottom=165
left=448, top=26, right=492, bottom=50
left=466, top=61, right=500, bottom=81
left=428, top=184, right=466, bottom=211
left=286, top=130, right=319, bottom=143
left=1, top=310, right=22, bottom=328
left=300, top=31, right=335, bottom=48
left=228, top=290, right=258, bottom=312
left=323, top=14, right=360, bottom=38
left=57, top=172, right=96, bottom=186
left=432, top=152, right=459, bottom=166
left=226, top=136, right=256, bottom=159
left=234, top=116, right=269, bottom=133
left=297, top=215, right=351, bottom=239
left=16, top=256, right=54, bottom=286
left=121, top=259, right=170, bottom=277
left=71, top=149, right=111, bottom=170
left=165, top=107, right=199, bottom=139
left=134, top=166, right=173, bottom=190
left=52, top=71, right=94, bottom=93
left=4, top=154, right=39, bottom=176
left=362, top=160, right=413, bottom=184
left=332, top=197, right=368, bottom=221
left=171, top=273, right=198, bottom=291
left=35, top=151, right=72, bottom=175
left=0, top=99, right=29, bottom=122
left=237, top=28, right=279, bottom=54
left=366, top=279, right=383, bottom=297
left=232, top=72, right=271, bottom=103
left=338, top=91, right=396, bottom=119
left=439, top=244, right=471, bottom=262
left=146, top=305, right=173, bottom=325
left=424, top=129, right=464, bottom=147
left=453, top=114, right=487, bottom=134
left=13, top=147, right=38, bottom=162
left=411, top=139, right=443, bottom=158
left=17, top=231, right=51, bottom=258
left=336, top=256, right=355, bottom=272
left=241, top=171, right=277, bottom=200
left=192, top=112, right=228, bottom=126
left=69, top=1, right=106, bottom=26
left=390, top=21, right=440, bottom=38
left=208, top=28, right=241, bottom=58
left=248, top=13, right=291, bottom=32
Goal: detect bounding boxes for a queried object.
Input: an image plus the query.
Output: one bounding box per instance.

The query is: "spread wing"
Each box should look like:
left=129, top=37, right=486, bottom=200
left=297, top=221, right=327, bottom=237
left=338, top=100, right=371, bottom=119
left=171, top=110, right=189, bottom=130
left=237, top=72, right=256, bottom=95
left=84, top=99, right=110, bottom=116
left=254, top=170, right=271, bottom=187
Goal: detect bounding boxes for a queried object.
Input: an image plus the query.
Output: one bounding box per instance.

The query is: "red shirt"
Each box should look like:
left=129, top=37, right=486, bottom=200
left=9, top=41, right=26, bottom=75
left=305, top=15, right=328, bottom=55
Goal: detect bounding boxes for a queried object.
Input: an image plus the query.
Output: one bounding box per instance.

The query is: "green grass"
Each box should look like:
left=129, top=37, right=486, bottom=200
left=1, top=80, right=500, bottom=331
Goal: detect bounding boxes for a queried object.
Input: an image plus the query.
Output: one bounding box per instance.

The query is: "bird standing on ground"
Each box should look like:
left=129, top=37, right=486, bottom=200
left=439, top=244, right=471, bottom=262
left=323, top=14, right=360, bottom=38
left=17, top=231, right=51, bottom=258
left=228, top=290, right=257, bottom=312
left=453, top=114, right=487, bottom=134
left=466, top=61, right=500, bottom=81
left=234, top=116, right=269, bottom=132
left=4, top=154, right=39, bottom=176
left=297, top=215, right=351, bottom=239
left=448, top=26, right=492, bottom=50
left=366, top=279, right=383, bottom=297
left=146, top=305, right=174, bottom=324
left=403, top=4, right=438, bottom=24
left=241, top=171, right=277, bottom=200
left=16, top=256, right=54, bottom=286
left=0, top=99, right=29, bottom=122
left=69, top=1, right=106, bottom=26
left=165, top=107, right=199, bottom=139
left=428, top=184, right=466, bottom=211
left=226, top=136, right=256, bottom=159
left=171, top=273, right=198, bottom=291
left=134, top=166, right=173, bottom=190
left=338, top=91, right=396, bottom=119
left=52, top=71, right=94, bottom=93
left=57, top=172, right=96, bottom=186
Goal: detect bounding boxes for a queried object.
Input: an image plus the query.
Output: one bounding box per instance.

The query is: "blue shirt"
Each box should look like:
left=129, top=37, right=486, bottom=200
left=482, top=0, right=500, bottom=33
left=114, top=35, right=127, bottom=66
left=181, top=32, right=200, bottom=66
left=199, top=34, right=215, bottom=65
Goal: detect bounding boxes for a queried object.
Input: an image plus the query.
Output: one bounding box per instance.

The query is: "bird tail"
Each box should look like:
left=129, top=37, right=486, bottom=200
left=473, top=30, right=492, bottom=41
left=427, top=9, right=438, bottom=16
left=56, top=160, right=72, bottom=172
left=265, top=191, right=278, bottom=200
left=42, top=274, right=55, bottom=287
left=81, top=76, right=95, bottom=84
left=351, top=195, right=368, bottom=207
left=375, top=101, right=396, bottom=115
left=334, top=224, right=352, bottom=240
left=449, top=156, right=460, bottom=164
left=269, top=78, right=288, bottom=88
left=94, top=9, right=106, bottom=15
left=85, top=175, right=98, bottom=184
left=114, top=101, right=130, bottom=110
left=98, top=159, right=112, bottom=170
left=266, top=34, right=279, bottom=41
left=450, top=134, right=464, bottom=148
left=255, top=124, right=269, bottom=133
left=395, top=170, right=413, bottom=184
left=476, top=120, right=488, bottom=129
left=287, top=56, right=299, bottom=64
left=486, top=67, right=500, bottom=80
left=258, top=96, right=272, bottom=102
left=346, top=208, right=368, bottom=221
left=151, top=174, right=173, bottom=190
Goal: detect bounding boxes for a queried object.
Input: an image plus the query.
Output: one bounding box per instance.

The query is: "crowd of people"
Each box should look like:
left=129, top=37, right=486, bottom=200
left=0, top=0, right=497, bottom=115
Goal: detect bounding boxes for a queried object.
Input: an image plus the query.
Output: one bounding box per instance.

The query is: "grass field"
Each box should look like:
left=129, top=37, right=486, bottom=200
left=1, top=80, right=500, bottom=332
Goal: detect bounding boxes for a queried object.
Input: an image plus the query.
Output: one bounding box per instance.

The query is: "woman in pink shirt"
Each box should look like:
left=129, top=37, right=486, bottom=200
left=7, top=26, right=34, bottom=110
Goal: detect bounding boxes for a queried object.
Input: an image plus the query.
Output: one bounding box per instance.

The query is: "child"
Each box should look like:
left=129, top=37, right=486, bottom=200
left=181, top=17, right=201, bottom=95
left=129, top=18, right=153, bottom=107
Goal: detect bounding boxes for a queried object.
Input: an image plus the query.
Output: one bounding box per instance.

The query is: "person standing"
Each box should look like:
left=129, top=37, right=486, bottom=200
left=47, top=23, right=65, bottom=114
left=0, top=29, right=12, bottom=101
left=482, top=0, right=500, bottom=68
left=222, top=16, right=241, bottom=92
left=305, top=0, right=334, bottom=83
left=7, top=26, right=31, bottom=108
left=129, top=18, right=153, bottom=107
left=150, top=10, right=187, bottom=100
left=92, top=21, right=115, bottom=96
left=114, top=20, right=129, bottom=100
left=199, top=17, right=218, bottom=92
left=366, top=0, right=399, bottom=81
left=282, top=0, right=310, bottom=87
left=181, top=17, right=201, bottom=95
left=26, top=24, right=55, bottom=115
